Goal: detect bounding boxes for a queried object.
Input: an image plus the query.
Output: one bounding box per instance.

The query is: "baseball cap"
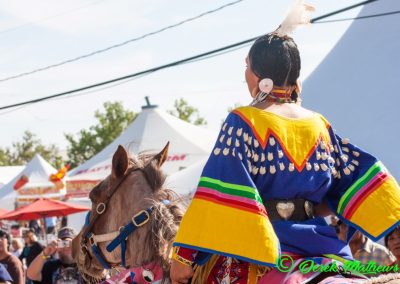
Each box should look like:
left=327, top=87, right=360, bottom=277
left=57, top=227, right=76, bottom=240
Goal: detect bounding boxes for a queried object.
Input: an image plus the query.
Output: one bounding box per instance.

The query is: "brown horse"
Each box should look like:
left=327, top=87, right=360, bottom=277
left=72, top=143, right=184, bottom=283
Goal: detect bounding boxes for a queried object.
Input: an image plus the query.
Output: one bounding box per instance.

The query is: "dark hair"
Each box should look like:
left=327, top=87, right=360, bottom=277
left=385, top=226, right=400, bottom=247
left=0, top=230, right=11, bottom=250
left=248, top=34, right=301, bottom=87
left=23, top=228, right=35, bottom=237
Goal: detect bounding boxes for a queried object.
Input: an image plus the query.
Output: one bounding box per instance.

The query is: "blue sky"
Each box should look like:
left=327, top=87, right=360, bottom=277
left=0, top=0, right=363, bottom=150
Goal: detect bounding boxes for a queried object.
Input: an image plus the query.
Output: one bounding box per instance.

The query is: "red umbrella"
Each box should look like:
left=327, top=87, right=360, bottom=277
left=0, top=198, right=89, bottom=221
left=0, top=209, right=9, bottom=218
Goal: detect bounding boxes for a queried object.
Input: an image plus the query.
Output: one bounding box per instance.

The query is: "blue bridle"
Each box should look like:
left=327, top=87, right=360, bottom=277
left=82, top=200, right=170, bottom=269
left=80, top=165, right=170, bottom=272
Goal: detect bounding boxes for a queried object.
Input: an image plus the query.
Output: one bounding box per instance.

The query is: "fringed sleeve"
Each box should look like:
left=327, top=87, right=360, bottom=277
left=324, top=123, right=400, bottom=241
left=173, top=111, right=280, bottom=267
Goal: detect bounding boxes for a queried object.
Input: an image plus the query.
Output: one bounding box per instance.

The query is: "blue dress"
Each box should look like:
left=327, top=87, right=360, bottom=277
left=174, top=106, right=400, bottom=269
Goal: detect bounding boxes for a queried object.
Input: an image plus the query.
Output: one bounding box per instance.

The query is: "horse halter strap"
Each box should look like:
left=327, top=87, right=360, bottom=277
left=85, top=200, right=170, bottom=270
left=81, top=166, right=153, bottom=269
left=83, top=205, right=156, bottom=269
left=82, top=167, right=142, bottom=238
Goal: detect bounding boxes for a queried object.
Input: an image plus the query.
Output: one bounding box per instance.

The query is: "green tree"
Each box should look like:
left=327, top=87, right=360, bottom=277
left=167, top=98, right=207, bottom=126
left=227, top=103, right=243, bottom=113
left=221, top=103, right=244, bottom=125
left=0, top=148, right=12, bottom=166
left=65, top=101, right=137, bottom=168
left=0, top=131, right=63, bottom=168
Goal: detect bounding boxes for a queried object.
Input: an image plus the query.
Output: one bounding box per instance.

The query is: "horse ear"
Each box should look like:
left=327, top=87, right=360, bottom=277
left=153, top=142, right=169, bottom=168
left=112, top=145, right=129, bottom=179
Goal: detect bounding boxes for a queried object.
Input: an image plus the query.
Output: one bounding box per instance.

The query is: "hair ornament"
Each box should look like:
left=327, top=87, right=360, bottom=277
left=275, top=0, right=315, bottom=37
left=258, top=78, right=274, bottom=94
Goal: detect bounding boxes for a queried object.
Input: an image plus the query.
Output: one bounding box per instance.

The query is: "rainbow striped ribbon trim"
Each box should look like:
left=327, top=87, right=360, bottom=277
left=195, top=177, right=267, bottom=217
left=338, top=161, right=389, bottom=219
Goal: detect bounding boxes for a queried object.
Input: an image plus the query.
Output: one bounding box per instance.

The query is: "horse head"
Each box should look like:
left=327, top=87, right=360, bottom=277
left=72, top=143, right=184, bottom=283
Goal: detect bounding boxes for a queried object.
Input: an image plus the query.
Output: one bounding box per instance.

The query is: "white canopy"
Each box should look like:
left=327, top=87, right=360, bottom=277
left=0, top=154, right=58, bottom=198
left=0, top=166, right=24, bottom=188
left=165, top=158, right=207, bottom=196
left=0, top=154, right=64, bottom=210
left=303, top=0, right=400, bottom=179
left=68, top=106, right=216, bottom=183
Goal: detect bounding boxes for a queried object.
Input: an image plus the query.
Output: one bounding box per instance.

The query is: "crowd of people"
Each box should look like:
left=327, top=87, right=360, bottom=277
left=0, top=225, right=81, bottom=284
left=0, top=216, right=398, bottom=283
left=331, top=217, right=395, bottom=266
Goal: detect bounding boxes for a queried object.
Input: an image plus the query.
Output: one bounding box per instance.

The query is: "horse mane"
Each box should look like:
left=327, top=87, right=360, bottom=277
left=130, top=152, right=185, bottom=274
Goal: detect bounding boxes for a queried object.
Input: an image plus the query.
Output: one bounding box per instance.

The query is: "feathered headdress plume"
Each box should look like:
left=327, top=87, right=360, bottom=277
left=275, top=0, right=315, bottom=37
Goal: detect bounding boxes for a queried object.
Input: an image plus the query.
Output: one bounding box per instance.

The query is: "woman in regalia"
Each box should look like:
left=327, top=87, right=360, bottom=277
left=170, top=2, right=400, bottom=283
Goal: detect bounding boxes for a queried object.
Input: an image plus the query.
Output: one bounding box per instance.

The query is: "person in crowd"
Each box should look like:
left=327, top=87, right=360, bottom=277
left=61, top=217, right=68, bottom=228
left=336, top=221, right=394, bottom=266
left=27, top=222, right=40, bottom=239
left=0, top=263, right=13, bottom=284
left=19, top=230, right=43, bottom=268
left=335, top=220, right=348, bottom=243
left=44, top=217, right=56, bottom=235
left=27, top=227, right=81, bottom=284
left=385, top=226, right=400, bottom=266
left=351, top=231, right=394, bottom=266
left=9, top=225, right=20, bottom=240
left=10, top=240, right=22, bottom=259
left=0, top=230, right=24, bottom=284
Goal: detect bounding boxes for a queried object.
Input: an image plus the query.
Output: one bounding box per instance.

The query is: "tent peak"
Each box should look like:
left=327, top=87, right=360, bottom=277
left=141, top=96, right=158, bottom=110
left=33, top=153, right=43, bottom=159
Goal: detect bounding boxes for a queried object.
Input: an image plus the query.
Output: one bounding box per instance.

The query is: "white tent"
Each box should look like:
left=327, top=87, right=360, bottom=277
left=0, top=154, right=65, bottom=210
left=303, top=0, right=400, bottom=180
left=165, top=158, right=207, bottom=196
left=67, top=105, right=216, bottom=198
left=0, top=166, right=24, bottom=189
left=66, top=198, right=91, bottom=232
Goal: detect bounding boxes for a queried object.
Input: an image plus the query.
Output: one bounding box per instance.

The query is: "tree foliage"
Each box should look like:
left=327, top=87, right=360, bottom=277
left=227, top=103, right=243, bottom=113
left=167, top=98, right=207, bottom=126
left=65, top=101, right=137, bottom=168
left=221, top=103, right=244, bottom=125
left=0, top=131, right=63, bottom=168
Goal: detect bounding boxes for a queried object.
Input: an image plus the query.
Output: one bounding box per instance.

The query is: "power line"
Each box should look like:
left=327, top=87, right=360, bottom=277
left=313, top=10, right=400, bottom=24
left=0, top=0, right=244, bottom=83
left=179, top=42, right=252, bottom=65
left=0, top=42, right=251, bottom=116
left=0, top=37, right=254, bottom=112
left=0, top=0, right=383, bottom=112
left=310, top=0, right=378, bottom=23
left=0, top=76, right=145, bottom=116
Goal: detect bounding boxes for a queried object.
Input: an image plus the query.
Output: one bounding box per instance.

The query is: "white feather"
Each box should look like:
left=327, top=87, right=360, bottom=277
left=276, top=0, right=315, bottom=37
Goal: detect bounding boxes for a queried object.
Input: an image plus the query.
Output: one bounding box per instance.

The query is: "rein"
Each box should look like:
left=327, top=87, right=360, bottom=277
left=80, top=165, right=167, bottom=271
